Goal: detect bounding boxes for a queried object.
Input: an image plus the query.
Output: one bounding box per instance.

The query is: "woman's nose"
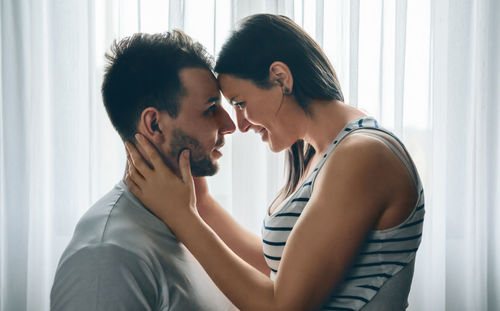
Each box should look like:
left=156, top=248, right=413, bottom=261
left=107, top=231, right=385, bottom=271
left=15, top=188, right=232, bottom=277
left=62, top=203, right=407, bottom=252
left=236, top=110, right=251, bottom=132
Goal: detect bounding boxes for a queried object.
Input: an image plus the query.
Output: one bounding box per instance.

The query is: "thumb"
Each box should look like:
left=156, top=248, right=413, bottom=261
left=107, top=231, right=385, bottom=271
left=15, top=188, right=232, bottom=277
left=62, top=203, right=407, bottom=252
left=179, top=149, right=193, bottom=185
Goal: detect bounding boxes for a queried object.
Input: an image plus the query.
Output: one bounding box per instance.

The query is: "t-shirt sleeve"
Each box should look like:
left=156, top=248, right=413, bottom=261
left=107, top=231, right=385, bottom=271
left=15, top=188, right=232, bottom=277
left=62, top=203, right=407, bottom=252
left=50, top=244, right=162, bottom=311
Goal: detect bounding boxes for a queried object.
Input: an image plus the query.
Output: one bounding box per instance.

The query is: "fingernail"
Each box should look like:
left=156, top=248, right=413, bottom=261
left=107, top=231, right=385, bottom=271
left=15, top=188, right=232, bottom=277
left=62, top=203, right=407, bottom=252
left=135, top=134, right=140, bottom=141
left=184, top=150, right=190, bottom=158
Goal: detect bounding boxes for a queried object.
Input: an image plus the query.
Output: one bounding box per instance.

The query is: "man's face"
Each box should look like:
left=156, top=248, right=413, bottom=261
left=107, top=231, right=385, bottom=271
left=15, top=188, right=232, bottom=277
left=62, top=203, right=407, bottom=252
left=157, top=68, right=236, bottom=177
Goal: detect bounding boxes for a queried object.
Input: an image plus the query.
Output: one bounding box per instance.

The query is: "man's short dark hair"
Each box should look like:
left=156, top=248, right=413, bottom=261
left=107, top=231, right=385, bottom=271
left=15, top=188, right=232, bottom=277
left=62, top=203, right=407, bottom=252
left=102, top=30, right=214, bottom=141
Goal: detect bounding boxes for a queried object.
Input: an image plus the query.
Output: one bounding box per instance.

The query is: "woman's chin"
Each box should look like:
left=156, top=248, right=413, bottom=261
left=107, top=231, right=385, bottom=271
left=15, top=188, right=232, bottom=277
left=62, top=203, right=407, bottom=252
left=267, top=139, right=286, bottom=153
left=260, top=130, right=290, bottom=152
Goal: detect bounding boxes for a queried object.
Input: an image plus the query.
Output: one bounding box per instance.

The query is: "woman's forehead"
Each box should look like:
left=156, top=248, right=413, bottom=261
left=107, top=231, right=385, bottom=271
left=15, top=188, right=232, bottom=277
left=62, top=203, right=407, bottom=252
left=217, top=74, right=251, bottom=92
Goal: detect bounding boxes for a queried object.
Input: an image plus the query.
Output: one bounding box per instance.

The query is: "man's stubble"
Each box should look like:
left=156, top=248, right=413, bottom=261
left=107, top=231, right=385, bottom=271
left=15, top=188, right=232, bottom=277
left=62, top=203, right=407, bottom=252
left=167, top=128, right=218, bottom=177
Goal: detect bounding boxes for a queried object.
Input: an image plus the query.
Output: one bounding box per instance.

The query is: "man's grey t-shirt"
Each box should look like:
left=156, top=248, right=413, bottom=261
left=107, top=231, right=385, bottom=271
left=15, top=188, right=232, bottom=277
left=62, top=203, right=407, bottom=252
left=51, top=180, right=236, bottom=311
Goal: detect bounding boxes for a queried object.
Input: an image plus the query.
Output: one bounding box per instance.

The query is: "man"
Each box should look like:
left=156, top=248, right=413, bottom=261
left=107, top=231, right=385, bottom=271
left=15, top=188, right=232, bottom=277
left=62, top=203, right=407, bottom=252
left=50, top=31, right=236, bottom=310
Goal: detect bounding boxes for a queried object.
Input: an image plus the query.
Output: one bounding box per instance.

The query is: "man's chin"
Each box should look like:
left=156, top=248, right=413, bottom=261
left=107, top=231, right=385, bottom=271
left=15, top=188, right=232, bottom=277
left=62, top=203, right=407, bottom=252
left=190, top=159, right=218, bottom=177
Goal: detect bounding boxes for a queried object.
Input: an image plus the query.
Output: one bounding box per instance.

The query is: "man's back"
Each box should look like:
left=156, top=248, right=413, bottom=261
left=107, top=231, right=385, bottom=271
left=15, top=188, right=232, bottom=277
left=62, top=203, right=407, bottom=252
left=51, top=180, right=235, bottom=311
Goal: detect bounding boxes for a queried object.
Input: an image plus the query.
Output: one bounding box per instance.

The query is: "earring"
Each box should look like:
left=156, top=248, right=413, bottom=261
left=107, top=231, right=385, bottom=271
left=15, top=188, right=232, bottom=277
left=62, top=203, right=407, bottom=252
left=284, top=88, right=290, bottom=95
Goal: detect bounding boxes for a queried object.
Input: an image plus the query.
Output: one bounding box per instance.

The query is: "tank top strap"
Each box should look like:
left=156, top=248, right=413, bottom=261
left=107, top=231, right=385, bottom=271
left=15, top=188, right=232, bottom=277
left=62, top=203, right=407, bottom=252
left=311, top=117, right=421, bottom=193
left=310, top=117, right=380, bottom=182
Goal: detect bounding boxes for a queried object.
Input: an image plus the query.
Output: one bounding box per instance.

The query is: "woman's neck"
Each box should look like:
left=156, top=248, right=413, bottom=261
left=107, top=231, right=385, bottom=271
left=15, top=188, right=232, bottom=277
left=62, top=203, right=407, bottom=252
left=302, top=100, right=366, bottom=155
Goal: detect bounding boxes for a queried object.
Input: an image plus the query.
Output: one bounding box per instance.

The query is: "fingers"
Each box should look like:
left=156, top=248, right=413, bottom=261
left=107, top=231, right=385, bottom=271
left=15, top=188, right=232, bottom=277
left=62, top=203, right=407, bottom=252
left=126, top=175, right=142, bottom=196
left=125, top=141, right=152, bottom=177
left=124, top=148, right=145, bottom=192
left=126, top=148, right=145, bottom=180
left=135, top=134, right=165, bottom=171
left=127, top=155, right=145, bottom=185
left=124, top=163, right=142, bottom=195
left=179, top=149, right=196, bottom=207
left=179, top=149, right=193, bottom=185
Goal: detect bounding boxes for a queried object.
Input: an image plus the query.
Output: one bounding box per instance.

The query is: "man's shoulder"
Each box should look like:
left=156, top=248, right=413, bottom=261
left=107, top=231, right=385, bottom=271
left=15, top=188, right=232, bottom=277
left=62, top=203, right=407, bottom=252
left=51, top=243, right=162, bottom=311
left=58, top=242, right=151, bottom=271
left=60, top=181, right=178, bottom=266
left=66, top=183, right=130, bottom=250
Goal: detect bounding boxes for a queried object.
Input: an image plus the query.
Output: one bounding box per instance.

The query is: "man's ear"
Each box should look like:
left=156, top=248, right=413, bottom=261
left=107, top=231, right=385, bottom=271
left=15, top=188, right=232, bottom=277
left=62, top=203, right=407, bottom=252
left=138, top=107, right=167, bottom=144
left=269, top=61, right=293, bottom=94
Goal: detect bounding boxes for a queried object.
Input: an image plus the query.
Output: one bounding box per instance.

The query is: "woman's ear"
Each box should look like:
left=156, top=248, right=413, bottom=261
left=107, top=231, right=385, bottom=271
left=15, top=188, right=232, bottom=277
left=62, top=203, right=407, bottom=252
left=138, top=107, right=166, bottom=144
left=269, top=61, right=293, bottom=94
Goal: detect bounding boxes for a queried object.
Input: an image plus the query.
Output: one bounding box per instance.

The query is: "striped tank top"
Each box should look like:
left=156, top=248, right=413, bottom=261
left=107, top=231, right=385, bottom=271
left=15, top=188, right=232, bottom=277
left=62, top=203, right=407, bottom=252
left=262, top=117, right=425, bottom=310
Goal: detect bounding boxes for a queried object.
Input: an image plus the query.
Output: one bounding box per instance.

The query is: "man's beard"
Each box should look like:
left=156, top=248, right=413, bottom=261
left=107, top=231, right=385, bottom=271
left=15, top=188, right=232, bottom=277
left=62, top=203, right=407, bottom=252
left=167, top=128, right=220, bottom=177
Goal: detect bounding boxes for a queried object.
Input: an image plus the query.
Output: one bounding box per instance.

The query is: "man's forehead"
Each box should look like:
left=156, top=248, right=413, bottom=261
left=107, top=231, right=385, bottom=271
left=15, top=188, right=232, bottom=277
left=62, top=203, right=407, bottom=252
left=179, top=67, right=217, bottom=84
left=177, top=68, right=221, bottom=113
left=179, top=67, right=219, bottom=95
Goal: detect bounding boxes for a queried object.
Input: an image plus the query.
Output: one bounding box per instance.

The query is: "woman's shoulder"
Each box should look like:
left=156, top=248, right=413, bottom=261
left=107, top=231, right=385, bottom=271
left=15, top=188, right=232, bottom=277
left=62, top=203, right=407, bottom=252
left=321, top=132, right=394, bottom=179
left=313, top=132, right=409, bottom=203
left=311, top=130, right=418, bottom=229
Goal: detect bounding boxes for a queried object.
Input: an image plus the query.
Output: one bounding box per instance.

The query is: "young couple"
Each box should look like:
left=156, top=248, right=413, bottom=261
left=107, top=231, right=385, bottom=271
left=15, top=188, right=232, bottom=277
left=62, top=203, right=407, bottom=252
left=51, top=14, right=424, bottom=311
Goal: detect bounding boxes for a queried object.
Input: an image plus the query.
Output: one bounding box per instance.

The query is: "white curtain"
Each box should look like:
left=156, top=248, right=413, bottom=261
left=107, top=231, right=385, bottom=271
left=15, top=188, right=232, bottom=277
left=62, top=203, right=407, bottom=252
left=1, top=0, right=498, bottom=310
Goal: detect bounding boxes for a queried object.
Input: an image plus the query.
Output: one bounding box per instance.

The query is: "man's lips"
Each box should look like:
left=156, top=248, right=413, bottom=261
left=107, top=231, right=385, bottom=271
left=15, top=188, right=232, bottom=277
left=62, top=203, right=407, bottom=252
left=214, top=139, right=225, bottom=150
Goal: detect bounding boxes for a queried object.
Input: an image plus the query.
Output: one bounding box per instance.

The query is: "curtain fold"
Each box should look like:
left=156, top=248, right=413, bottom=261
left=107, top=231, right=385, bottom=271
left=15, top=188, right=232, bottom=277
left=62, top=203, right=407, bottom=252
left=1, top=0, right=31, bottom=309
left=1, top=0, right=498, bottom=310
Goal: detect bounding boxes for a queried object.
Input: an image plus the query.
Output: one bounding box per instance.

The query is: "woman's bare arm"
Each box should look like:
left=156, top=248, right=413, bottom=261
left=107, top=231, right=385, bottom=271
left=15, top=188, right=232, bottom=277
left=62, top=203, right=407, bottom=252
left=195, top=185, right=270, bottom=275
left=125, top=134, right=409, bottom=311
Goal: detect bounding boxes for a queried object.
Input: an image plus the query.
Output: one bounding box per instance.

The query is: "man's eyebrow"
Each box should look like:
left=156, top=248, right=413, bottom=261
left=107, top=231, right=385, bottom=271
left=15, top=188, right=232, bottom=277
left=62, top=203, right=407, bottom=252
left=206, top=96, right=220, bottom=104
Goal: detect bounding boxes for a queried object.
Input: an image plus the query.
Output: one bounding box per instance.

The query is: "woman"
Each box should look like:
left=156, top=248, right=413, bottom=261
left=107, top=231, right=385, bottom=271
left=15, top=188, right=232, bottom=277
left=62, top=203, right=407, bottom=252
left=125, top=14, right=424, bottom=310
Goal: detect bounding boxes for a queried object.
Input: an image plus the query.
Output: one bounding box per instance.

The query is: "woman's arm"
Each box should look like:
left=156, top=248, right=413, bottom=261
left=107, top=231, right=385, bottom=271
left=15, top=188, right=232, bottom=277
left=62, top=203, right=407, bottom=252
left=194, top=182, right=269, bottom=275
left=125, top=134, right=397, bottom=311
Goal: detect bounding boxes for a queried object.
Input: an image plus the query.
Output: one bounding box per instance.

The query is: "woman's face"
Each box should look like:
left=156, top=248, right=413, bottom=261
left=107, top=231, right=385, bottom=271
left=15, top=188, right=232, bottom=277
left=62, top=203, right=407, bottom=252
left=218, top=73, right=302, bottom=152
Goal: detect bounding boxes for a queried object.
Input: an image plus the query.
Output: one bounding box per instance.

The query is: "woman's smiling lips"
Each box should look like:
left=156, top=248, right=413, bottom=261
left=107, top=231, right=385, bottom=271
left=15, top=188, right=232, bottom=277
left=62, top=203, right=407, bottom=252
left=249, top=126, right=269, bottom=141
left=258, top=128, right=268, bottom=141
